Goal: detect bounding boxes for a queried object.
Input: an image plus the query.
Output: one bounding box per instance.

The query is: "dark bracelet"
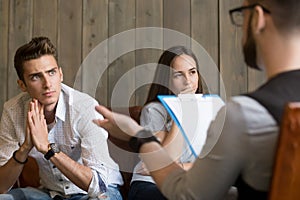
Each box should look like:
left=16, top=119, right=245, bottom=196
left=129, top=129, right=161, bottom=153
left=12, top=150, right=28, bottom=164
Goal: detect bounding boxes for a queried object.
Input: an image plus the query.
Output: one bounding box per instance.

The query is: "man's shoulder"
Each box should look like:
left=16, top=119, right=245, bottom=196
left=228, top=96, right=277, bottom=135
left=3, top=92, right=30, bottom=110
left=61, top=83, right=98, bottom=109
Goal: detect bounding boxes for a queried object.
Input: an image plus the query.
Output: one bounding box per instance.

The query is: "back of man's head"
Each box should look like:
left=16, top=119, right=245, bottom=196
left=14, top=36, right=58, bottom=82
left=248, top=0, right=300, bottom=34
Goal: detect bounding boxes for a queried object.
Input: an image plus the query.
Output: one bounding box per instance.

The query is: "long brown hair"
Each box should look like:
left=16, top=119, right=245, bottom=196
left=145, top=46, right=203, bottom=105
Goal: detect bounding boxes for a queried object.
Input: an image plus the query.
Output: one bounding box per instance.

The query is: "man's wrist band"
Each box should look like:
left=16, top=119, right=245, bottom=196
left=129, top=129, right=161, bottom=153
left=12, top=150, right=28, bottom=164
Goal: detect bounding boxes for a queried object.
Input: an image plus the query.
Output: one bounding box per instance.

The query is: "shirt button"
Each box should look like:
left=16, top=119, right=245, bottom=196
left=65, top=186, right=69, bottom=189
left=59, top=179, right=63, bottom=181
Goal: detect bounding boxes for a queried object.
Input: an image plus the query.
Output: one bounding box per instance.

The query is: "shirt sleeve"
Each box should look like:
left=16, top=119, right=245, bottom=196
left=161, top=99, right=250, bottom=199
left=0, top=105, right=21, bottom=166
left=140, top=103, right=169, bottom=132
left=74, top=98, right=119, bottom=197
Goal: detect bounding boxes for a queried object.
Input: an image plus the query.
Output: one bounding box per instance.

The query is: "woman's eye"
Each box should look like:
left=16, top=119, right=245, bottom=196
left=173, top=73, right=182, bottom=78
left=190, top=70, right=197, bottom=74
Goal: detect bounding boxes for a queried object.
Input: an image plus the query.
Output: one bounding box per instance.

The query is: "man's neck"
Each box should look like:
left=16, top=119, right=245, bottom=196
left=44, top=110, right=56, bottom=124
left=43, top=103, right=57, bottom=124
left=261, top=33, right=300, bottom=79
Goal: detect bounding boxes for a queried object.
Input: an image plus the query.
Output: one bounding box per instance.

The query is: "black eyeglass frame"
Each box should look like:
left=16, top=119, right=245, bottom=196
left=229, top=4, right=271, bottom=26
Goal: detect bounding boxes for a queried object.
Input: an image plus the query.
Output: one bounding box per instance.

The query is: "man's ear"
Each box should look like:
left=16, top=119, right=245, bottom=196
left=17, top=79, right=27, bottom=92
left=59, top=67, right=63, bottom=82
left=253, top=5, right=267, bottom=34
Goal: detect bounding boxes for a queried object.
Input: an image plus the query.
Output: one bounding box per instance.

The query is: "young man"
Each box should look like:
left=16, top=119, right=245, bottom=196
left=0, top=37, right=123, bottom=200
left=93, top=0, right=300, bottom=199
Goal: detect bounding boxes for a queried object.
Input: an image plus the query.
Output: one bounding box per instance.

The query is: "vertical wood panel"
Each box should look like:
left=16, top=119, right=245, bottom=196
left=191, top=0, right=219, bottom=94
left=8, top=0, right=33, bottom=99
left=82, top=0, right=109, bottom=106
left=0, top=0, right=9, bottom=115
left=0, top=0, right=267, bottom=115
left=108, top=0, right=136, bottom=107
left=163, top=0, right=191, bottom=48
left=58, top=0, right=82, bottom=87
left=219, top=0, right=246, bottom=99
left=33, top=0, right=58, bottom=45
left=135, top=0, right=163, bottom=106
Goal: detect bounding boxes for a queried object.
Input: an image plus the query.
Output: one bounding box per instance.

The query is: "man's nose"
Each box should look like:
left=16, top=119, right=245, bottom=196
left=43, top=76, right=52, bottom=88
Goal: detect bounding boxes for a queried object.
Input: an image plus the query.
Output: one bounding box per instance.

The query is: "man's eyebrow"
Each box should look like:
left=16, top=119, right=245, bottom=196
left=27, top=71, right=42, bottom=77
left=27, top=67, right=57, bottom=77
left=46, top=67, right=58, bottom=73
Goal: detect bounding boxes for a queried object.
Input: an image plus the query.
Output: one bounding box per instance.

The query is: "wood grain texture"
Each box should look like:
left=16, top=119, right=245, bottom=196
left=0, top=0, right=9, bottom=115
left=33, top=0, right=58, bottom=45
left=191, top=0, right=219, bottom=94
left=82, top=0, right=109, bottom=105
left=135, top=0, right=163, bottom=106
left=219, top=0, right=246, bottom=99
left=0, top=0, right=261, bottom=115
left=58, top=0, right=82, bottom=87
left=8, top=0, right=33, bottom=99
left=108, top=0, right=136, bottom=107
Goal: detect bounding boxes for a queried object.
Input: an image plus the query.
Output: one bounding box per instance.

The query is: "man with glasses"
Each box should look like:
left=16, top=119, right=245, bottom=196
left=94, top=0, right=300, bottom=199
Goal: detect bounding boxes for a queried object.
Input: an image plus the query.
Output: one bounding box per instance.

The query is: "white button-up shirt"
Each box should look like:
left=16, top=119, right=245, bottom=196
left=0, top=83, right=123, bottom=197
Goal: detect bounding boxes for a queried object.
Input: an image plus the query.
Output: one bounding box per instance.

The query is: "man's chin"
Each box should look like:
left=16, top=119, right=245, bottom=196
left=39, top=99, right=58, bottom=110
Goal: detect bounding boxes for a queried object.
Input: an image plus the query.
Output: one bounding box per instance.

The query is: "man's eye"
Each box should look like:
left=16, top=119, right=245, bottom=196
left=49, top=70, right=56, bottom=76
left=31, top=75, right=39, bottom=81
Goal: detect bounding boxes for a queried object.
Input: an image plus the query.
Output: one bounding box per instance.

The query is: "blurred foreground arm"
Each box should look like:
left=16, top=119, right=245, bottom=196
left=93, top=105, right=184, bottom=188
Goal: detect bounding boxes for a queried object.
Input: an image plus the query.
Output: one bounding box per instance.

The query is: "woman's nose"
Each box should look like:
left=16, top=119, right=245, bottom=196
left=184, top=74, right=192, bottom=85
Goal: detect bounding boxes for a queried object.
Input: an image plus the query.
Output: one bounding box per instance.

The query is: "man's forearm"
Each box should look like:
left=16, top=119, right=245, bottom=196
left=0, top=147, right=30, bottom=193
left=49, top=152, right=93, bottom=192
left=139, top=141, right=184, bottom=189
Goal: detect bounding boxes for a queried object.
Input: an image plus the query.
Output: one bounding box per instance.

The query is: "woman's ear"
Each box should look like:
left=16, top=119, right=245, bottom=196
left=252, top=5, right=267, bottom=34
left=17, top=79, right=27, bottom=92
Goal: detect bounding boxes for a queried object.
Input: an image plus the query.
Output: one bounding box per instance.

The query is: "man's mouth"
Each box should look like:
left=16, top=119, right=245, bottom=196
left=43, top=91, right=55, bottom=97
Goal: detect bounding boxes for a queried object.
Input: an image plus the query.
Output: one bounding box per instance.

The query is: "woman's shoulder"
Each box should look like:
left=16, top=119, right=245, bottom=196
left=142, top=102, right=167, bottom=116
left=143, top=101, right=165, bottom=110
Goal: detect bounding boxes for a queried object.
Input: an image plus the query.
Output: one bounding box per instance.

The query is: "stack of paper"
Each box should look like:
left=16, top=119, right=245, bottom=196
left=158, top=94, right=224, bottom=158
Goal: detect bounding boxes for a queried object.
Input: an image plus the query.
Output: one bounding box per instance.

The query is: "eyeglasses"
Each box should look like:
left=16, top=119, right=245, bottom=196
left=229, top=4, right=271, bottom=27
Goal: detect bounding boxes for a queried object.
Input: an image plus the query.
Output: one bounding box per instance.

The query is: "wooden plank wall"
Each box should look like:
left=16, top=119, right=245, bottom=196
left=0, top=0, right=266, bottom=115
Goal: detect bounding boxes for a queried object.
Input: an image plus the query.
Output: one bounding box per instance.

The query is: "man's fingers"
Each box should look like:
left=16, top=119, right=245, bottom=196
left=27, top=112, right=33, bottom=127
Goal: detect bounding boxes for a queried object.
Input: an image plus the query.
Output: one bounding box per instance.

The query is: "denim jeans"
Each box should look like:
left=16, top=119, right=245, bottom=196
left=128, top=181, right=167, bottom=200
left=0, top=186, right=122, bottom=200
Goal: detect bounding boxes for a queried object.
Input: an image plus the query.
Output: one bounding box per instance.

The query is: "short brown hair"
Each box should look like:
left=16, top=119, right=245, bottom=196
left=249, top=0, right=300, bottom=34
left=14, top=36, right=58, bottom=81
